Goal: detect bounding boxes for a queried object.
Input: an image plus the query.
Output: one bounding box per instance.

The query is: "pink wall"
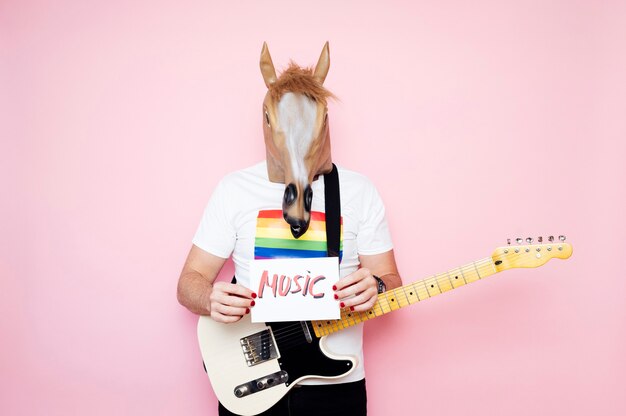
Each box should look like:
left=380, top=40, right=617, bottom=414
left=2, top=1, right=625, bottom=414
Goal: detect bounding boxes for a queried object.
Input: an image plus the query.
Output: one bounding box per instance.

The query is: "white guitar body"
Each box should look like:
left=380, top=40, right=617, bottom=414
left=197, top=314, right=357, bottom=416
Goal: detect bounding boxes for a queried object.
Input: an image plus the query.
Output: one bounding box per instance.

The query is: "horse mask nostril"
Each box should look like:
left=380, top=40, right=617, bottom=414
left=303, top=185, right=313, bottom=212
left=283, top=184, right=297, bottom=206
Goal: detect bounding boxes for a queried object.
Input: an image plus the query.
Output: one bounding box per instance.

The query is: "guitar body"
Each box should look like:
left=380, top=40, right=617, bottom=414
left=197, top=314, right=356, bottom=416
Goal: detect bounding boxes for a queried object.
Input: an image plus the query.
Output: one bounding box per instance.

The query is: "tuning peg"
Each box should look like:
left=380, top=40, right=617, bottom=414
left=538, top=236, right=543, bottom=243
left=516, top=238, right=523, bottom=244
left=548, top=235, right=554, bottom=242
left=507, top=238, right=511, bottom=245
left=526, top=237, right=533, bottom=244
left=559, top=235, right=566, bottom=242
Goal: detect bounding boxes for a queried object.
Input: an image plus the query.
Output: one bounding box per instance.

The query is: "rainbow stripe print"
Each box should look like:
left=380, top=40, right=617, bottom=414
left=254, top=210, right=342, bottom=261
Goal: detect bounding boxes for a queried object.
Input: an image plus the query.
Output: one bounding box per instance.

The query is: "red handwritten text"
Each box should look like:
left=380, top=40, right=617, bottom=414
left=257, top=270, right=326, bottom=299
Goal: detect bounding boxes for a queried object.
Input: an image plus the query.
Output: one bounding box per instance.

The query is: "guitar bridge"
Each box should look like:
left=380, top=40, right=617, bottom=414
left=240, top=328, right=278, bottom=367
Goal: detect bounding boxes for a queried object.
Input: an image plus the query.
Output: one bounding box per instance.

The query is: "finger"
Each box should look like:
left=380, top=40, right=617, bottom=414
left=335, top=276, right=376, bottom=300
left=216, top=282, right=256, bottom=299
left=212, top=302, right=250, bottom=317
left=334, top=269, right=370, bottom=291
left=350, top=291, right=379, bottom=312
left=210, top=310, right=245, bottom=324
left=211, top=291, right=256, bottom=308
left=340, top=286, right=378, bottom=310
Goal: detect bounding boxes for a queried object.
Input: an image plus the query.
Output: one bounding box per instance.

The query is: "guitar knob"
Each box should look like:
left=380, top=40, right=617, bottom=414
left=559, top=235, right=566, bottom=242
left=256, top=376, right=275, bottom=390
left=234, top=386, right=250, bottom=397
left=507, top=238, right=511, bottom=245
left=548, top=235, right=554, bottom=242
left=526, top=237, right=533, bottom=244
left=538, top=236, right=543, bottom=243
left=516, top=238, right=523, bottom=244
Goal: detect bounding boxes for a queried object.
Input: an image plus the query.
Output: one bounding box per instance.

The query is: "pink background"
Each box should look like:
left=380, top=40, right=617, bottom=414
left=2, top=1, right=625, bottom=415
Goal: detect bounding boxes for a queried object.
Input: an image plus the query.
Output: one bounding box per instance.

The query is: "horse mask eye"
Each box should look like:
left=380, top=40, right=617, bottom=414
left=265, top=111, right=271, bottom=127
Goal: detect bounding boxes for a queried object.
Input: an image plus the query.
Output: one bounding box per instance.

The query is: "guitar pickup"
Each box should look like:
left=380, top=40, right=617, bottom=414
left=240, top=329, right=278, bottom=367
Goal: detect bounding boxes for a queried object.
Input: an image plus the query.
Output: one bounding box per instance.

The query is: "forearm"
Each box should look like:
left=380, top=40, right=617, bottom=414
left=177, top=271, right=212, bottom=316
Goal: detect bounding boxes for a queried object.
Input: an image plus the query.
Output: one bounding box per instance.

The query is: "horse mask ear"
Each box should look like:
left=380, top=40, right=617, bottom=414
left=260, top=42, right=277, bottom=88
left=313, top=41, right=330, bottom=84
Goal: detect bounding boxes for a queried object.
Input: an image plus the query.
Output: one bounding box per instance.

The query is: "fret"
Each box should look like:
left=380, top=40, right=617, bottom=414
left=405, top=283, right=421, bottom=304
left=371, top=302, right=383, bottom=317
left=464, top=263, right=480, bottom=283
left=472, top=261, right=482, bottom=280
left=445, top=271, right=456, bottom=290
left=484, top=259, right=497, bottom=277
left=458, top=266, right=468, bottom=284
left=341, top=309, right=358, bottom=327
left=383, top=290, right=401, bottom=311
left=434, top=276, right=444, bottom=293
left=449, top=267, right=466, bottom=287
left=377, top=297, right=390, bottom=314
left=314, top=322, right=323, bottom=336
left=347, top=311, right=359, bottom=326
left=377, top=296, right=389, bottom=314
left=312, top=322, right=323, bottom=337
left=437, top=273, right=454, bottom=293
left=339, top=309, right=351, bottom=326
left=417, top=283, right=429, bottom=301
left=336, top=313, right=347, bottom=330
left=399, top=286, right=411, bottom=307
left=476, top=258, right=497, bottom=279
left=416, top=280, right=431, bottom=298
left=424, top=277, right=442, bottom=297
left=347, top=310, right=358, bottom=326
left=357, top=310, right=367, bottom=324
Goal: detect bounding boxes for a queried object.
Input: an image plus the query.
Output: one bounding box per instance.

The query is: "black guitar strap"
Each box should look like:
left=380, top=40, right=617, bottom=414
left=323, top=164, right=341, bottom=259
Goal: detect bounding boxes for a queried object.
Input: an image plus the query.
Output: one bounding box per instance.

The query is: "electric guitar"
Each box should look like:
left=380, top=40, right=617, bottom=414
left=197, top=237, right=573, bottom=415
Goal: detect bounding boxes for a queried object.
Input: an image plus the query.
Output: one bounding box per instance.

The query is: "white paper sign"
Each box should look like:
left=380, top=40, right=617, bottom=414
left=250, top=257, right=340, bottom=322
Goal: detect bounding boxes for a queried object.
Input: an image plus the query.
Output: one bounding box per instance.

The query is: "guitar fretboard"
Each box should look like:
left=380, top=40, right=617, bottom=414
left=311, top=257, right=497, bottom=337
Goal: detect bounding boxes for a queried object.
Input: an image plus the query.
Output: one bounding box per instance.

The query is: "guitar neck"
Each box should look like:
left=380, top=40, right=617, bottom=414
left=311, top=257, right=498, bottom=337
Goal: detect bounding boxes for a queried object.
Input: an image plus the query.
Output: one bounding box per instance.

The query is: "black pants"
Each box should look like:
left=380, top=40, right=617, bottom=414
left=218, top=379, right=367, bottom=416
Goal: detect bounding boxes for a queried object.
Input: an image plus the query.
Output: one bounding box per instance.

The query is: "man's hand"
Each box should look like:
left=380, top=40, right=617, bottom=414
left=333, top=268, right=378, bottom=312
left=178, top=246, right=259, bottom=321
left=209, top=282, right=257, bottom=323
left=333, top=250, right=402, bottom=312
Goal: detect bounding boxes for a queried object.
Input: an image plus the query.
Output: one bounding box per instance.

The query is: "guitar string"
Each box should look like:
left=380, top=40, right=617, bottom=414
left=203, top=248, right=558, bottom=366
left=211, top=250, right=530, bottom=358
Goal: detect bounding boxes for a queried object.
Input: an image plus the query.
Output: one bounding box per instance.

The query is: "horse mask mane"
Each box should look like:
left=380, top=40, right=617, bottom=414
left=260, top=42, right=336, bottom=239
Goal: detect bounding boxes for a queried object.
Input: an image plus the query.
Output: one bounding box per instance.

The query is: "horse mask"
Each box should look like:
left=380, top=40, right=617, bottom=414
left=260, top=42, right=335, bottom=239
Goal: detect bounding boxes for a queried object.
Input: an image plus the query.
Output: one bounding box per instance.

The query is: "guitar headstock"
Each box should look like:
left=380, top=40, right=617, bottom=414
left=492, top=235, right=573, bottom=271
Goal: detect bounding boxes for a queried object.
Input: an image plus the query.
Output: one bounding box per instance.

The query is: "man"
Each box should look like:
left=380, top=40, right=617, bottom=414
left=177, top=42, right=402, bottom=416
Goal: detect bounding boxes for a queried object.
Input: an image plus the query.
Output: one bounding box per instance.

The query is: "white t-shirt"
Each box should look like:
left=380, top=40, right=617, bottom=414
left=193, top=161, right=393, bottom=384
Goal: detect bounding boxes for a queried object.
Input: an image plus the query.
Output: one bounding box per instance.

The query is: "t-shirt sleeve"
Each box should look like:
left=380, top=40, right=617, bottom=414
left=356, top=180, right=394, bottom=255
left=192, top=179, right=236, bottom=258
